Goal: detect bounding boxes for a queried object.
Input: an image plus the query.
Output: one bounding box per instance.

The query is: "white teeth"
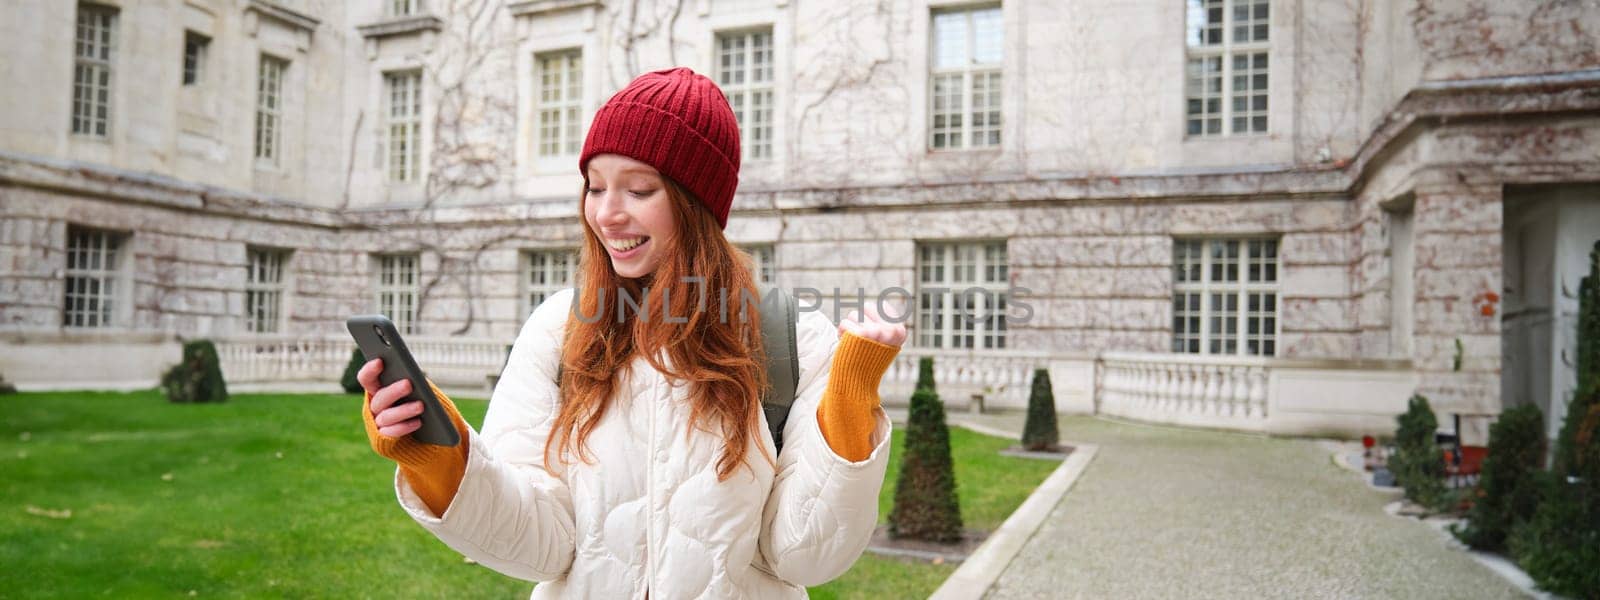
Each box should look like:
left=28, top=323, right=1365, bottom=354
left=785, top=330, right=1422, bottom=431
left=607, top=237, right=645, bottom=251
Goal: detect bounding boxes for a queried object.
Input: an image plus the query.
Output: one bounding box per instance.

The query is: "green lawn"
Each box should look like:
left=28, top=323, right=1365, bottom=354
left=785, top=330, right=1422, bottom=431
left=1, top=391, right=1058, bottom=598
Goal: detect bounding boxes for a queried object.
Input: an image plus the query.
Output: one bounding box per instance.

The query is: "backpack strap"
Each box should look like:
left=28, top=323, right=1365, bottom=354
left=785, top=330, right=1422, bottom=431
left=758, top=286, right=801, bottom=455
left=553, top=287, right=803, bottom=455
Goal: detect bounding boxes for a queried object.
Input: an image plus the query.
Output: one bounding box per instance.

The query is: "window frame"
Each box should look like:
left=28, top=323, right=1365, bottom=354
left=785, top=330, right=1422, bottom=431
left=915, top=240, right=1010, bottom=350
left=383, top=69, right=423, bottom=183
left=388, top=0, right=420, bottom=17
left=1171, top=237, right=1281, bottom=357
left=183, top=31, right=209, bottom=87
left=62, top=225, right=126, bottom=329
left=71, top=3, right=117, bottom=138
left=738, top=244, right=777, bottom=287
left=1184, top=0, right=1271, bottom=138
left=373, top=253, right=420, bottom=335
left=534, top=50, right=583, bottom=159
left=714, top=28, right=776, bottom=161
left=254, top=54, right=288, bottom=164
left=928, top=4, right=1003, bottom=152
left=245, top=247, right=289, bottom=334
left=522, top=248, right=578, bottom=317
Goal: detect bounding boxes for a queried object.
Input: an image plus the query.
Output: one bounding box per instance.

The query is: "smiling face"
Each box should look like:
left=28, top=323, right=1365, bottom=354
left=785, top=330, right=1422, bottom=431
left=583, top=154, right=678, bottom=279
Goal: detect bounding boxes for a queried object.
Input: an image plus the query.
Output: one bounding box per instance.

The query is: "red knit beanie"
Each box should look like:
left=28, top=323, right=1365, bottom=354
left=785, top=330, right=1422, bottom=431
left=579, top=67, right=742, bottom=229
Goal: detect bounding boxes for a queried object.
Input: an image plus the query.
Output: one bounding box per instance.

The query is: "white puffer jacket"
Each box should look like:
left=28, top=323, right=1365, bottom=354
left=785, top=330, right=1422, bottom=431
left=392, top=289, right=892, bottom=598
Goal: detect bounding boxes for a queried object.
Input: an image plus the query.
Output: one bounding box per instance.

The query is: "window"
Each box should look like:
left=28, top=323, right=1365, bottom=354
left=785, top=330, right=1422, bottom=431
left=916, top=241, right=1008, bottom=349
left=1185, top=0, right=1269, bottom=136
left=183, top=31, right=209, bottom=86
left=385, top=70, right=423, bottom=182
left=374, top=254, right=420, bottom=334
left=929, top=5, right=1002, bottom=150
left=388, top=0, right=419, bottom=16
left=255, top=55, right=287, bottom=163
left=71, top=3, right=117, bottom=137
left=715, top=29, right=775, bottom=160
left=246, top=248, right=288, bottom=333
left=523, top=249, right=577, bottom=316
left=63, top=226, right=124, bottom=328
left=1388, top=210, right=1414, bottom=356
left=536, top=51, right=582, bottom=157
left=1172, top=238, right=1278, bottom=356
left=740, top=244, right=776, bottom=286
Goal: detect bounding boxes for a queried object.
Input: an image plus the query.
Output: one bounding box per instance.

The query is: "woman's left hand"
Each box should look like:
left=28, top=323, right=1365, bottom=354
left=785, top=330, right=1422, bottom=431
left=838, top=302, right=907, bottom=348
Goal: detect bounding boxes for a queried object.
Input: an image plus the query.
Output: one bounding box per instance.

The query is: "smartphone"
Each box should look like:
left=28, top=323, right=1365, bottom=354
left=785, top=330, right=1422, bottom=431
left=346, top=315, right=461, bottom=447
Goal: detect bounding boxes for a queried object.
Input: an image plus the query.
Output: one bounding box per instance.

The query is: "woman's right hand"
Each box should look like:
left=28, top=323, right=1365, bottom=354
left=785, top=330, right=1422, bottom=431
left=357, top=358, right=425, bottom=438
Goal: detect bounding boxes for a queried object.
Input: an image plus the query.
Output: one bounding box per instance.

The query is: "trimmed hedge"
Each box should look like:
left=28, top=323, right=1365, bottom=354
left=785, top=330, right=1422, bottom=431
left=1453, top=403, right=1544, bottom=552
left=342, top=348, right=366, bottom=394
left=161, top=339, right=228, bottom=403
left=1391, top=394, right=1448, bottom=510
left=1021, top=368, right=1059, bottom=451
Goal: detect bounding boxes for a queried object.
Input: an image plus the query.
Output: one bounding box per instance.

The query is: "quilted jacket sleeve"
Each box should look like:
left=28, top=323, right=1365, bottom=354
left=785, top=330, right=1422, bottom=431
left=759, top=310, right=894, bottom=587
left=393, top=289, right=578, bottom=582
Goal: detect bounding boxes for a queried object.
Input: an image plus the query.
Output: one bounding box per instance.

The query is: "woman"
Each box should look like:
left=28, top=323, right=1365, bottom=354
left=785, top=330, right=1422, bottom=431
left=357, top=67, right=904, bottom=598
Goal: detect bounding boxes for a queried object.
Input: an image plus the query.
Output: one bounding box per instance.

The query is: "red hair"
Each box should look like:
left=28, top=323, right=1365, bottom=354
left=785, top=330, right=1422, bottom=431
left=546, top=178, right=770, bottom=480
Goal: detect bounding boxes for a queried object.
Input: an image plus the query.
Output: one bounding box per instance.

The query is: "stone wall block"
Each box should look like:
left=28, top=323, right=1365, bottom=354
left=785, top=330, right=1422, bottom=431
left=1413, top=299, right=1499, bottom=335
left=1278, top=331, right=1359, bottom=359
left=1109, top=266, right=1170, bottom=298
left=1282, top=265, right=1349, bottom=298
left=1281, top=297, right=1355, bottom=332
left=1415, top=188, right=1502, bottom=233
left=1281, top=231, right=1351, bottom=264
left=1414, top=232, right=1500, bottom=269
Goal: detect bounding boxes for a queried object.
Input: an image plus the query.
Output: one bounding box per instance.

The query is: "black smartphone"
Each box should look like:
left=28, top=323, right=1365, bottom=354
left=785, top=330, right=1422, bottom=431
left=346, top=315, right=461, bottom=447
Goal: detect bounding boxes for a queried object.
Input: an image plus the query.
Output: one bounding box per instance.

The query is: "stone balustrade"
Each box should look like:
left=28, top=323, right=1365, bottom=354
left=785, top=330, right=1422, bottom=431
left=211, top=336, right=1412, bottom=440
left=215, top=334, right=507, bottom=388
left=880, top=348, right=1054, bottom=410
left=1099, top=351, right=1272, bottom=431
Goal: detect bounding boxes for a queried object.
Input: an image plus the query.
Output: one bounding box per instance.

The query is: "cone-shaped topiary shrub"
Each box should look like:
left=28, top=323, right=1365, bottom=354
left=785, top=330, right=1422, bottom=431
left=1021, top=368, right=1059, bottom=451
left=889, top=358, right=963, bottom=543
left=161, top=339, right=228, bottom=403
left=342, top=348, right=366, bottom=394
left=915, top=355, right=936, bottom=394
left=1453, top=403, right=1544, bottom=552
left=1391, top=394, right=1447, bottom=509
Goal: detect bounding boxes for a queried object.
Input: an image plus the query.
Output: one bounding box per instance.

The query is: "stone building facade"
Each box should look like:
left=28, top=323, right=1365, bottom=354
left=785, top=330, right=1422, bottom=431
left=2, top=0, right=1597, bottom=441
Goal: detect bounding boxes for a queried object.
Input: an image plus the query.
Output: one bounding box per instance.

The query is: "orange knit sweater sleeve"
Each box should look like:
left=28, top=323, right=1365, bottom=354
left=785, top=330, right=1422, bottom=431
left=816, top=333, right=901, bottom=462
left=362, top=380, right=472, bottom=516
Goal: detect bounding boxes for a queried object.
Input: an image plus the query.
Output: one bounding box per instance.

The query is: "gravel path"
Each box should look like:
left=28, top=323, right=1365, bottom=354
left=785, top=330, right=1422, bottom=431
left=979, top=416, right=1526, bottom=600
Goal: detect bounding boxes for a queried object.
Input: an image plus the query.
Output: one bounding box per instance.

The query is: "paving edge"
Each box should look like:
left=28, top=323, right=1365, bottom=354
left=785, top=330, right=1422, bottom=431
left=928, top=425, right=1099, bottom=600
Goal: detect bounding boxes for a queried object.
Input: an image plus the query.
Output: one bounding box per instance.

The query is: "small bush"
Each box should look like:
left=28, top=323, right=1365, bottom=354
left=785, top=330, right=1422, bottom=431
left=341, top=348, right=366, bottom=394
left=889, top=360, right=963, bottom=543
left=1021, top=368, right=1059, bottom=451
left=161, top=339, right=228, bottom=403
left=1453, top=403, right=1544, bottom=552
left=1391, top=394, right=1448, bottom=509
left=1514, top=392, right=1600, bottom=599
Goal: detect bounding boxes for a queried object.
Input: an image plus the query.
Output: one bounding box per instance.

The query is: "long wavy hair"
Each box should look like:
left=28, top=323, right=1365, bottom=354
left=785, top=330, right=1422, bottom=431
left=546, top=177, right=770, bottom=480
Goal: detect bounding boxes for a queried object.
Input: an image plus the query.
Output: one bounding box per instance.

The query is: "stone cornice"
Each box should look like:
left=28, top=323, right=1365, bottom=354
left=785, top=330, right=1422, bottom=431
left=507, top=0, right=602, bottom=18
left=356, top=14, right=445, bottom=40
left=1347, top=68, right=1600, bottom=197
left=244, top=0, right=320, bottom=33
left=0, top=151, right=343, bottom=230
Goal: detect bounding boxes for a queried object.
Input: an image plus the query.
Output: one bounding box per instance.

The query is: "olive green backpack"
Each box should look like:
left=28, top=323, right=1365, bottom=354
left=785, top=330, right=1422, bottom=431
left=555, top=287, right=801, bottom=454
